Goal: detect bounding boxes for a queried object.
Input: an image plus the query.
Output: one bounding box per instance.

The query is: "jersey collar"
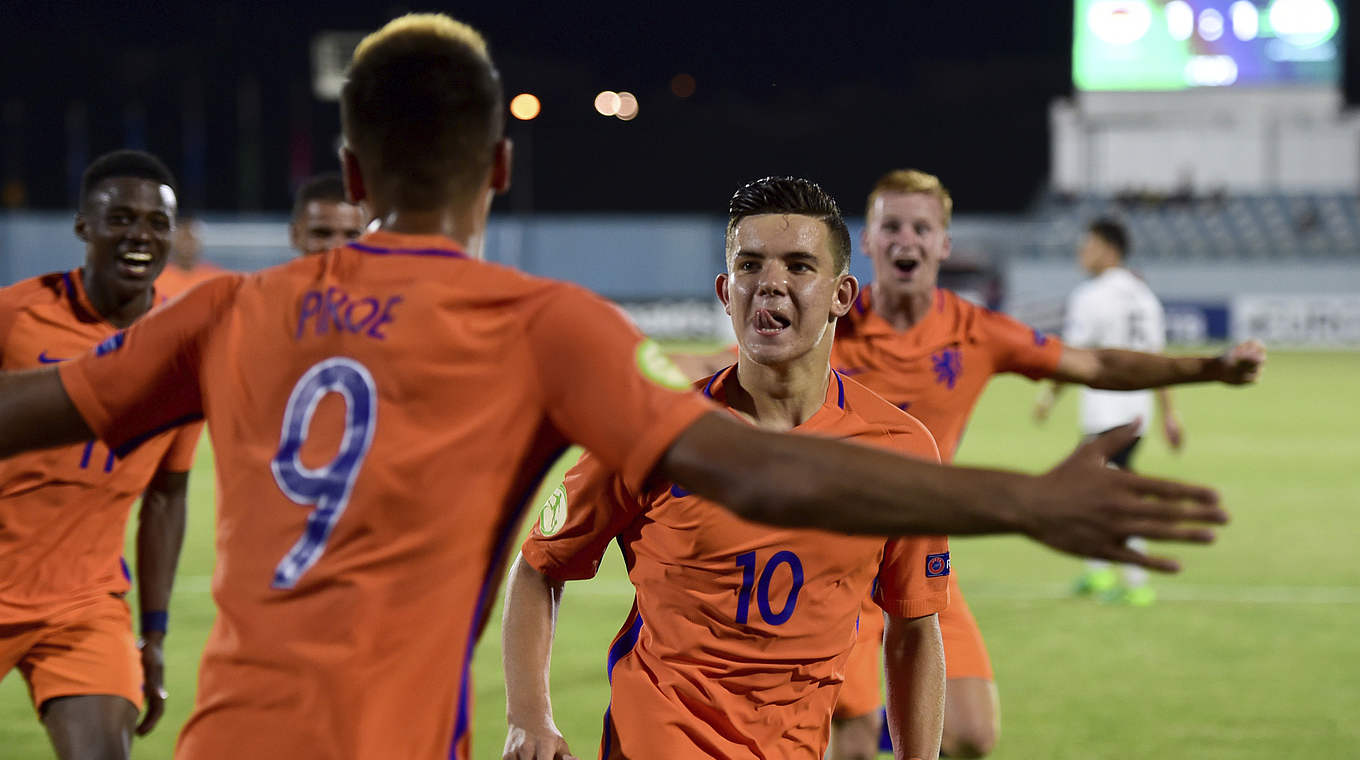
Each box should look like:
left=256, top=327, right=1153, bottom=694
left=64, top=268, right=160, bottom=326
left=346, top=230, right=469, bottom=259
left=700, top=364, right=847, bottom=431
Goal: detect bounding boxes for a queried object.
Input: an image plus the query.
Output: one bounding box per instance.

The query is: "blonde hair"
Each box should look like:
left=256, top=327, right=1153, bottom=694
left=866, top=169, right=953, bottom=227
left=353, top=13, right=489, bottom=64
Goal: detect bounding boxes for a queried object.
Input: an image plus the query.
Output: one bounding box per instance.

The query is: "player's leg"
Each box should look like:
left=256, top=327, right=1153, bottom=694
left=41, top=695, right=137, bottom=760
left=21, top=595, right=143, bottom=760
left=828, top=602, right=886, bottom=760
left=938, top=576, right=998, bottom=759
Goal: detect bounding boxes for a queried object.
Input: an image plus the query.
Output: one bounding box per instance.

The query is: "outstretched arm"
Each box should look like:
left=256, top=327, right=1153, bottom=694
left=658, top=415, right=1225, bottom=572
left=1156, top=388, right=1183, bottom=451
left=134, top=468, right=189, bottom=736
left=0, top=368, right=94, bottom=457
left=1049, top=340, right=1266, bottom=390
left=884, top=613, right=945, bottom=760
left=502, top=554, right=577, bottom=760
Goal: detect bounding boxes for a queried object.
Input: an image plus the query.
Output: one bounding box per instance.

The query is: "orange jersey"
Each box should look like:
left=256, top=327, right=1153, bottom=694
left=832, top=288, right=1063, bottom=462
left=155, top=261, right=228, bottom=300
left=56, top=230, right=714, bottom=760
left=0, top=270, right=198, bottom=618
left=522, top=367, right=950, bottom=760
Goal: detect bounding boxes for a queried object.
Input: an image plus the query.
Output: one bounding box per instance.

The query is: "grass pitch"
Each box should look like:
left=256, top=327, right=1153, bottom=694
left=0, top=351, right=1356, bottom=758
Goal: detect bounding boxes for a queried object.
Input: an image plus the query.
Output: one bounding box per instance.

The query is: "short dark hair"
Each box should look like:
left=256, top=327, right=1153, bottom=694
left=341, top=14, right=504, bottom=211
left=726, top=176, right=852, bottom=273
left=79, top=150, right=176, bottom=212
left=292, top=173, right=351, bottom=219
left=1088, top=217, right=1129, bottom=259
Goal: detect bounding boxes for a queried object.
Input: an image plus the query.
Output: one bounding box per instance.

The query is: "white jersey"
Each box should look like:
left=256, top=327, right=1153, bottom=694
left=1063, top=267, right=1166, bottom=435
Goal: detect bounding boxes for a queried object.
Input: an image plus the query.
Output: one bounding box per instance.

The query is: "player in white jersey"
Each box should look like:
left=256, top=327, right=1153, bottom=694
left=1035, top=217, right=1178, bottom=605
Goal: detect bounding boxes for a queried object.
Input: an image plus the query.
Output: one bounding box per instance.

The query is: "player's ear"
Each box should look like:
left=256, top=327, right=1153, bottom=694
left=715, top=273, right=732, bottom=315
left=490, top=137, right=512, bottom=195
left=73, top=214, right=89, bottom=243
left=830, top=274, right=859, bottom=320
left=940, top=233, right=952, bottom=262
left=340, top=147, right=367, bottom=204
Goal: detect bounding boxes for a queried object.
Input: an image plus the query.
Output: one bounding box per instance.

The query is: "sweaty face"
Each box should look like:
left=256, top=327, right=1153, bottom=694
left=291, top=200, right=366, bottom=255
left=78, top=178, right=176, bottom=296
left=863, top=192, right=950, bottom=301
left=719, top=214, right=854, bottom=367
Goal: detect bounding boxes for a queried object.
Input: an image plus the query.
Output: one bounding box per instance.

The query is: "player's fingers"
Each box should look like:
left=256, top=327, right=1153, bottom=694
left=1078, top=421, right=1140, bottom=462
left=1103, top=544, right=1181, bottom=573
left=1119, top=472, right=1222, bottom=511
left=1118, top=521, right=1216, bottom=544
left=135, top=694, right=164, bottom=736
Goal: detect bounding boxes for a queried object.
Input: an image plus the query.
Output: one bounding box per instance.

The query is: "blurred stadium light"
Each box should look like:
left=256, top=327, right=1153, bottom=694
left=310, top=31, right=366, bottom=101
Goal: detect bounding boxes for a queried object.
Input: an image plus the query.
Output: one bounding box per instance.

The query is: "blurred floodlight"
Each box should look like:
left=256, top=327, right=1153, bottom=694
left=595, top=91, right=621, bottom=116
left=616, top=92, right=638, bottom=121
left=1185, top=55, right=1240, bottom=86
left=670, top=73, right=697, bottom=98
left=1269, top=0, right=1339, bottom=48
left=510, top=93, right=541, bottom=121
left=1087, top=1, right=1151, bottom=45
left=1231, top=1, right=1260, bottom=40
left=1199, top=8, right=1225, bottom=41
left=1165, top=1, right=1194, bottom=41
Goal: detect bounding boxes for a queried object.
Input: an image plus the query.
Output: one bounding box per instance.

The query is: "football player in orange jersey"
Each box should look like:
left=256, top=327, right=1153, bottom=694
left=503, top=177, right=949, bottom=760
left=289, top=173, right=366, bottom=255
left=0, top=149, right=200, bottom=760
left=154, top=214, right=227, bottom=299
left=0, top=16, right=1225, bottom=760
left=674, top=169, right=1263, bottom=760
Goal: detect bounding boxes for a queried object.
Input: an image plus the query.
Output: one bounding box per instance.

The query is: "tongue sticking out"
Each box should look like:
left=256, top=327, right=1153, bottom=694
left=754, top=309, right=788, bottom=334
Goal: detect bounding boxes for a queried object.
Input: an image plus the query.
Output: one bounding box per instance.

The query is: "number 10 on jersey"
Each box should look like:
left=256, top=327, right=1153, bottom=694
left=735, top=550, right=804, bottom=626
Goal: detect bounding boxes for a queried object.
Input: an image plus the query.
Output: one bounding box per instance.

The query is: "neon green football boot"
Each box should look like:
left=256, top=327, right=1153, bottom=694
left=1073, top=567, right=1118, bottom=597
left=1102, top=585, right=1157, bottom=607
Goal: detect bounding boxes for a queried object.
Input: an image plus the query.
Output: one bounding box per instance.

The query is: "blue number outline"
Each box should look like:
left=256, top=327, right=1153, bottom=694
left=734, top=549, right=804, bottom=626
left=270, top=357, right=378, bottom=589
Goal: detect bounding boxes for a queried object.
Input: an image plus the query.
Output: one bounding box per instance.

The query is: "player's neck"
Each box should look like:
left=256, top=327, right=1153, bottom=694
left=870, top=281, right=934, bottom=331
left=366, top=196, right=489, bottom=258
left=82, top=270, right=153, bottom=329
left=728, top=342, right=833, bottom=432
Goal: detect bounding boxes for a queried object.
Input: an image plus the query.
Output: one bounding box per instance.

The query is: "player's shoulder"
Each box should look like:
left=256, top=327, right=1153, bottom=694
left=836, top=374, right=940, bottom=458
left=0, top=271, right=71, bottom=310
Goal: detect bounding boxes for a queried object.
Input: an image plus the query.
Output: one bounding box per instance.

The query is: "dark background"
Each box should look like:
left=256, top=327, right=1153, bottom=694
left=0, top=1, right=1352, bottom=214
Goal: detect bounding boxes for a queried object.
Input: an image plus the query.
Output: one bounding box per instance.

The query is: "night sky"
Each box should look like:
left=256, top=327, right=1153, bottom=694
left=1, top=1, right=1354, bottom=215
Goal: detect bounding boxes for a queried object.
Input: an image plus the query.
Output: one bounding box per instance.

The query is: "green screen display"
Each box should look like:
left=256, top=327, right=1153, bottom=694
left=1073, top=0, right=1341, bottom=91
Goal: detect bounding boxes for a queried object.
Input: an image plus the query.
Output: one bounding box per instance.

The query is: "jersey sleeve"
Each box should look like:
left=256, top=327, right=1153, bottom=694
left=57, top=275, right=241, bottom=457
left=158, top=421, right=204, bottom=473
left=976, top=306, right=1064, bottom=380
left=872, top=534, right=950, bottom=619
left=521, top=451, right=643, bottom=582
left=526, top=284, right=716, bottom=494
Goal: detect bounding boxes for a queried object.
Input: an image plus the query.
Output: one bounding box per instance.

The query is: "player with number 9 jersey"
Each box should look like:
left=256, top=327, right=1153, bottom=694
left=55, top=229, right=714, bottom=760
left=521, top=365, right=949, bottom=760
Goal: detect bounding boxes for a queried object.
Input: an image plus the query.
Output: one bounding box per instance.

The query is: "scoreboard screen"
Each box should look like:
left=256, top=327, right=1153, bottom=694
left=1073, top=0, right=1342, bottom=90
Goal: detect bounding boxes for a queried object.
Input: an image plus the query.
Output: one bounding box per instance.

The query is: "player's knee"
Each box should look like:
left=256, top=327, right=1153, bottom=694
left=940, top=720, right=998, bottom=759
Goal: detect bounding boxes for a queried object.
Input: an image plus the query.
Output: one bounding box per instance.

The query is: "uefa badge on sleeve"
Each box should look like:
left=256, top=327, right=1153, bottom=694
left=538, top=485, right=568, bottom=536
left=925, top=552, right=951, bottom=578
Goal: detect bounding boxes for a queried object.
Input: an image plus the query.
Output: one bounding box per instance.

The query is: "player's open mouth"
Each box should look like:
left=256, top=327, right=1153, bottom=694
left=117, top=250, right=155, bottom=277
left=892, top=258, right=919, bottom=276
left=753, top=308, right=791, bottom=336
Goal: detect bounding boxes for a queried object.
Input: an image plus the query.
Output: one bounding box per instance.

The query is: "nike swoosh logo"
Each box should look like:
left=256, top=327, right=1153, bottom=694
left=37, top=352, right=68, bottom=364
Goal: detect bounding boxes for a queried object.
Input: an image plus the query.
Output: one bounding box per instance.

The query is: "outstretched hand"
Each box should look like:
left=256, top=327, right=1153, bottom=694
left=1216, top=340, right=1266, bottom=385
left=1023, top=422, right=1227, bottom=572
left=503, top=721, right=578, bottom=760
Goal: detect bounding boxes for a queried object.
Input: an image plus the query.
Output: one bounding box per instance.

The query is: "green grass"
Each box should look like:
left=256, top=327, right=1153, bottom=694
left=2, top=351, right=1357, bottom=758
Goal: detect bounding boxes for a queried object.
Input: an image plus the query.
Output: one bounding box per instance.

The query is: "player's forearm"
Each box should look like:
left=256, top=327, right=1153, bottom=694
left=0, top=368, right=95, bottom=458
left=501, top=554, right=565, bottom=724
left=1062, top=349, right=1223, bottom=391
left=661, top=414, right=1031, bottom=537
left=136, top=471, right=188, bottom=622
left=1155, top=387, right=1175, bottom=415
left=884, top=614, right=945, bottom=760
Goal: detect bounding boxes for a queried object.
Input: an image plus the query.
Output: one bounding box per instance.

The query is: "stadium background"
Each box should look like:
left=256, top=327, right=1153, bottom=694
left=1, top=1, right=1358, bottom=757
